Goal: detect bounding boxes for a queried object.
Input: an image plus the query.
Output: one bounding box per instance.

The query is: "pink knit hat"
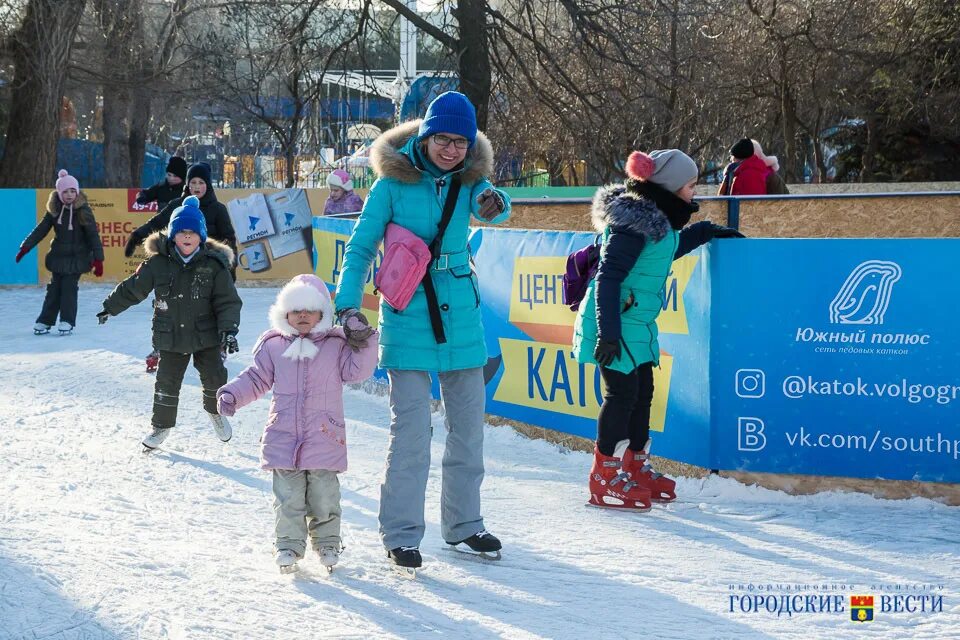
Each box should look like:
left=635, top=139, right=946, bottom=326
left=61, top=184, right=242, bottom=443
left=55, top=169, right=80, bottom=197
left=326, top=169, right=354, bottom=192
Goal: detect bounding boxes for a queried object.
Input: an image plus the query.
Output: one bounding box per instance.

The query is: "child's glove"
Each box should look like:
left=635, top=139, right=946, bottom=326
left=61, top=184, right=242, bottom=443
left=593, top=339, right=621, bottom=368
left=220, top=331, right=239, bottom=354
left=217, top=391, right=236, bottom=417
left=96, top=310, right=110, bottom=325
left=710, top=224, right=745, bottom=239
left=15, top=247, right=27, bottom=263
left=476, top=188, right=505, bottom=221
left=91, top=259, right=104, bottom=277
left=124, top=231, right=144, bottom=258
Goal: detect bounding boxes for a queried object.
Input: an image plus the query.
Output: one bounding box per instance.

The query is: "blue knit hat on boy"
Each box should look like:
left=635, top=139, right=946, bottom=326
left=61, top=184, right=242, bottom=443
left=418, top=91, right=478, bottom=147
left=168, top=195, right=207, bottom=242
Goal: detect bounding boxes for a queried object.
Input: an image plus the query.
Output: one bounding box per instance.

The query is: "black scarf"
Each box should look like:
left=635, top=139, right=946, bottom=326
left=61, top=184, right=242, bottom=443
left=627, top=179, right=699, bottom=230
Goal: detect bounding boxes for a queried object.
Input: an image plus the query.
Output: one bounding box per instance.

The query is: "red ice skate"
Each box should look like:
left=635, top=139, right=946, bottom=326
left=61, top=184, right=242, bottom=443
left=622, top=439, right=677, bottom=503
left=587, top=443, right=652, bottom=512
left=145, top=350, right=160, bottom=373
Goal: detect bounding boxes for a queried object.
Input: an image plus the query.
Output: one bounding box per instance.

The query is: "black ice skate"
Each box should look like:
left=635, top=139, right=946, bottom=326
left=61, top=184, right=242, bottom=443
left=446, top=529, right=502, bottom=561
left=387, top=546, right=421, bottom=579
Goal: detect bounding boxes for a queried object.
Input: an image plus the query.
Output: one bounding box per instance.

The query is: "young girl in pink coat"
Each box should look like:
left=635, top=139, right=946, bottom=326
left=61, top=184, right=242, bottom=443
left=217, top=274, right=378, bottom=573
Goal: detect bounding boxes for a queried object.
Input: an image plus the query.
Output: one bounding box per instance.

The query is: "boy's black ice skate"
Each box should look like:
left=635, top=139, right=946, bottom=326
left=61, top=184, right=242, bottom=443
left=446, top=529, right=502, bottom=561
left=387, top=546, right=421, bottom=579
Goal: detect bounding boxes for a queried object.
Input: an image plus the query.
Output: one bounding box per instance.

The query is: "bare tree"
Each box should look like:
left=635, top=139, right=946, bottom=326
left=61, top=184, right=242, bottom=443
left=0, top=0, right=87, bottom=187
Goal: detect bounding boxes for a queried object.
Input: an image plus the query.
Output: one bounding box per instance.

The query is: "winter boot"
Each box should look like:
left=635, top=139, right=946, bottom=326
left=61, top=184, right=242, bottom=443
left=145, top=350, right=160, bottom=373
left=207, top=412, right=232, bottom=442
left=317, top=545, right=340, bottom=573
left=57, top=321, right=73, bottom=335
left=33, top=323, right=51, bottom=335
left=622, top=439, right=677, bottom=502
left=276, top=549, right=299, bottom=574
left=588, top=440, right=652, bottom=511
left=446, top=529, right=502, bottom=560
left=142, top=427, right=171, bottom=450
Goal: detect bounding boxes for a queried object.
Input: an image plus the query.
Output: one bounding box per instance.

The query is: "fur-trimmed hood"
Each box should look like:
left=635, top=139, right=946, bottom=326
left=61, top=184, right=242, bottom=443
left=369, top=120, right=494, bottom=185
left=590, top=184, right=671, bottom=242
left=143, top=231, right=235, bottom=269
left=263, top=274, right=340, bottom=360
left=46, top=190, right=88, bottom=213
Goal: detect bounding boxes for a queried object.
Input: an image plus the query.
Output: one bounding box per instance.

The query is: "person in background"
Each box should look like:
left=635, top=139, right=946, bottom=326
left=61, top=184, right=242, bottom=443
left=323, top=169, right=365, bottom=215
left=135, top=156, right=188, bottom=213
left=717, top=137, right=768, bottom=196
left=752, top=140, right=790, bottom=194
left=574, top=149, right=744, bottom=511
left=217, top=275, right=379, bottom=574
left=99, top=196, right=242, bottom=450
left=16, top=169, right=104, bottom=335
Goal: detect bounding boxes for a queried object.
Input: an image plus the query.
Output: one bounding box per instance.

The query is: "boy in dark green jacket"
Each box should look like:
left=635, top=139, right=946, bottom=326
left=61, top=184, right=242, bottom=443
left=98, top=196, right=242, bottom=450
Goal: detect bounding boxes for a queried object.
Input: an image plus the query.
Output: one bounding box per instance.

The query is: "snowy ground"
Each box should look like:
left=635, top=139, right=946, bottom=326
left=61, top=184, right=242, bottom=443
left=1, top=284, right=958, bottom=640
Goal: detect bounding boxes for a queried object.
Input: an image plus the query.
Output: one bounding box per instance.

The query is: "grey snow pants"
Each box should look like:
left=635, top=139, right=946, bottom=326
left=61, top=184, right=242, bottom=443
left=379, top=367, right=486, bottom=550
left=272, top=469, right=341, bottom=557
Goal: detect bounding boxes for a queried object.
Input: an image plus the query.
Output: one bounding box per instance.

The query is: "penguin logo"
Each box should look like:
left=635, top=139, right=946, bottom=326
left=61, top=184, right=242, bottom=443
left=829, top=260, right=902, bottom=325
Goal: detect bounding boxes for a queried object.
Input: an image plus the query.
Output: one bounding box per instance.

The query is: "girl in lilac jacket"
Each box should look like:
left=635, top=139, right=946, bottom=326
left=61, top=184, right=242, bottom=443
left=216, top=274, right=378, bottom=574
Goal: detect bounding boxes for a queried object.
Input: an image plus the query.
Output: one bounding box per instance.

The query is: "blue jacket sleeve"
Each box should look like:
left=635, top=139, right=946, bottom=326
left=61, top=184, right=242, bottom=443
left=595, top=227, right=645, bottom=341
left=334, top=178, right=392, bottom=312
left=469, top=179, right=511, bottom=224
left=675, top=221, right=715, bottom=259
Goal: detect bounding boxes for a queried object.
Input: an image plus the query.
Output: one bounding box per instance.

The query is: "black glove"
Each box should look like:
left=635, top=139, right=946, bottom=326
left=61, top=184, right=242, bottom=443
left=96, top=310, right=110, bottom=325
left=594, top=339, right=621, bottom=368
left=220, top=331, right=239, bottom=354
left=711, top=224, right=745, bottom=239
left=476, top=188, right=505, bottom=221
left=124, top=231, right=144, bottom=258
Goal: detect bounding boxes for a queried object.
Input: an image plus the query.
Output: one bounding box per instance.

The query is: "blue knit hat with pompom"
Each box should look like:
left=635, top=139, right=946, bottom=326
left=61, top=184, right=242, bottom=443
left=168, top=195, right=207, bottom=242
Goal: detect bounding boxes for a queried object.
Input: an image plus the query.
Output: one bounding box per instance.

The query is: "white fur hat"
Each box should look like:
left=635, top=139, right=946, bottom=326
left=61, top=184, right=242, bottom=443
left=269, top=274, right=334, bottom=336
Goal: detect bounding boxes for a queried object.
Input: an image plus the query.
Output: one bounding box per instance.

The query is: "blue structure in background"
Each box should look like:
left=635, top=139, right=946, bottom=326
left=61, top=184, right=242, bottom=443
left=399, top=76, right=458, bottom=122
left=0, top=190, right=40, bottom=285
left=56, top=139, right=170, bottom=188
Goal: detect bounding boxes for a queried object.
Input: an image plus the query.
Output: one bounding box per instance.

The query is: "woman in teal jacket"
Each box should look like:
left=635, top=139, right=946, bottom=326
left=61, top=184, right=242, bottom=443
left=573, top=149, right=742, bottom=511
left=334, top=92, right=510, bottom=572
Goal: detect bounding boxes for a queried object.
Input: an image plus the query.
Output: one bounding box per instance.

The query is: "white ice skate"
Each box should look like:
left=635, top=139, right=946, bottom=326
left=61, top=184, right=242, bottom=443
left=207, top=413, right=232, bottom=442
left=317, top=546, right=340, bottom=574
left=57, top=321, right=73, bottom=335
left=276, top=549, right=299, bottom=574
left=33, top=323, right=50, bottom=335
left=142, top=427, right=171, bottom=450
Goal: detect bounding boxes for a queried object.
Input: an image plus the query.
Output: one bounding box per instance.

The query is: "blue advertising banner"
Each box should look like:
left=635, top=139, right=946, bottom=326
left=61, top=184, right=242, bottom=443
left=313, top=217, right=959, bottom=482
left=710, top=240, right=960, bottom=482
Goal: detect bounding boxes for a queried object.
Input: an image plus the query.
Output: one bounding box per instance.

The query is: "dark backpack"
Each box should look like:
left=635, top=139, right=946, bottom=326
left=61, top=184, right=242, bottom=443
left=562, top=236, right=602, bottom=311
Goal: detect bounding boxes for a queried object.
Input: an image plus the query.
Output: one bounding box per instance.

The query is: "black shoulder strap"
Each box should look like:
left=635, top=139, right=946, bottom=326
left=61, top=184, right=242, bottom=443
left=422, top=175, right=463, bottom=344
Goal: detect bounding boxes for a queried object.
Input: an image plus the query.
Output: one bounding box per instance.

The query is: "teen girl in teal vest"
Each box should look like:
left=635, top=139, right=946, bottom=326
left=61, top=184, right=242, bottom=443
left=573, top=149, right=743, bottom=510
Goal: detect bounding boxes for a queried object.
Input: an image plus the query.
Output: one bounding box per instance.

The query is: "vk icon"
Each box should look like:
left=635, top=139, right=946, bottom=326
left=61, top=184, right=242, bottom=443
left=735, top=369, right=766, bottom=398
left=738, top=417, right=767, bottom=451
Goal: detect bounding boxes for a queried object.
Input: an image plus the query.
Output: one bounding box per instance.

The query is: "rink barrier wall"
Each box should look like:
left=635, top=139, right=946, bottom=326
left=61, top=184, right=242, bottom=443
left=313, top=215, right=960, bottom=484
